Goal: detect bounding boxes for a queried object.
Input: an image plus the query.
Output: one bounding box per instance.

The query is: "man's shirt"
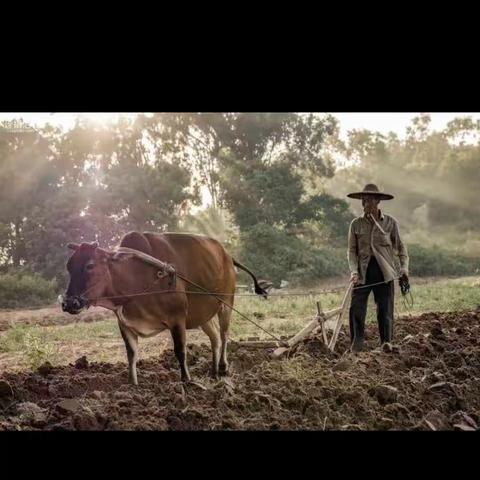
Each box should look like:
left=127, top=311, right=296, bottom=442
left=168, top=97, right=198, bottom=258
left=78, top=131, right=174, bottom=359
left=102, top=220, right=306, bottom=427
left=348, top=210, right=409, bottom=285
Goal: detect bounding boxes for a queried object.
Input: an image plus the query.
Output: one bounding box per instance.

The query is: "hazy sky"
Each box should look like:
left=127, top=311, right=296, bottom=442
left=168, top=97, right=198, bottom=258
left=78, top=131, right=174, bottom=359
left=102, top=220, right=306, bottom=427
left=331, top=112, right=480, bottom=139
left=1, top=112, right=479, bottom=139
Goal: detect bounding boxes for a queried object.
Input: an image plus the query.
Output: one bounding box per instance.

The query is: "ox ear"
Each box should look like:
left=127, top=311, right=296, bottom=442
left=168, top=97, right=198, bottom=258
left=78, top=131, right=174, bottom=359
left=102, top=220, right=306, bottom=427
left=94, top=247, right=113, bottom=263
left=67, top=243, right=80, bottom=251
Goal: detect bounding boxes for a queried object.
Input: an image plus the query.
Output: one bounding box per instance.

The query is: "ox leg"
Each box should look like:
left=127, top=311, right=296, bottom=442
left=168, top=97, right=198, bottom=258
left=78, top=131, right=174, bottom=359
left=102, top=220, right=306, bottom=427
left=171, top=324, right=191, bottom=383
left=218, top=305, right=233, bottom=376
left=118, top=320, right=139, bottom=386
left=201, top=318, right=221, bottom=379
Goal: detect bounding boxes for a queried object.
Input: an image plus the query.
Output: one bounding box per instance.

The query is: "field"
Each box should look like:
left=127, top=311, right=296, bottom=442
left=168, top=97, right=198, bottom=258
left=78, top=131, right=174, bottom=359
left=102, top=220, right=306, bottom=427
left=0, top=275, right=480, bottom=430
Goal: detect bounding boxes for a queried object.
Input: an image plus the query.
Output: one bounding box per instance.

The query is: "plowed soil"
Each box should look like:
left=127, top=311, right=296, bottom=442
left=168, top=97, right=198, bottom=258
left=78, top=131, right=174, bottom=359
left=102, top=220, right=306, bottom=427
left=1, top=309, right=479, bottom=430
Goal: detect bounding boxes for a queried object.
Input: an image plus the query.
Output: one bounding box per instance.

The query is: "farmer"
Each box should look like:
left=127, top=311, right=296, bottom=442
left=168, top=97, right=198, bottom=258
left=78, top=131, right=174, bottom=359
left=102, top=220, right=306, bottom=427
left=346, top=184, right=409, bottom=352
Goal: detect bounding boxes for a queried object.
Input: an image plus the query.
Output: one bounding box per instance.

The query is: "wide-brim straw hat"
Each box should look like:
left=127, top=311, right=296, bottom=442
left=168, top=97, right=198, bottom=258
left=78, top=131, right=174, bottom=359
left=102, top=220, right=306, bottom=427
left=347, top=183, right=394, bottom=201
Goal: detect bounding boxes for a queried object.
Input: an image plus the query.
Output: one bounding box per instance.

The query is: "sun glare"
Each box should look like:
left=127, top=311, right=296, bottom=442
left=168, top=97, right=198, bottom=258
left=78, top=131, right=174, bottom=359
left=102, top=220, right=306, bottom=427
left=75, top=113, right=140, bottom=126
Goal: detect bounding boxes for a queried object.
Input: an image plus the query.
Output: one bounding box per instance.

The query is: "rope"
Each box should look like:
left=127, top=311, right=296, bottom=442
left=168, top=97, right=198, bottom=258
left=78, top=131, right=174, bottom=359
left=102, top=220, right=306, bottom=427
left=84, top=276, right=405, bottom=300
left=15, top=245, right=414, bottom=347
left=0, top=287, right=346, bottom=312
left=92, top=288, right=347, bottom=299
left=174, top=272, right=287, bottom=345
left=8, top=277, right=413, bottom=312
left=352, top=278, right=399, bottom=290
left=83, top=274, right=412, bottom=345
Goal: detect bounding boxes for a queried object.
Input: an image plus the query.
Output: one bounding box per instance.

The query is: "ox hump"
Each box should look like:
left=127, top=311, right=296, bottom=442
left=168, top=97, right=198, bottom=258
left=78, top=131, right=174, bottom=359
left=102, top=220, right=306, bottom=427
left=120, top=232, right=153, bottom=255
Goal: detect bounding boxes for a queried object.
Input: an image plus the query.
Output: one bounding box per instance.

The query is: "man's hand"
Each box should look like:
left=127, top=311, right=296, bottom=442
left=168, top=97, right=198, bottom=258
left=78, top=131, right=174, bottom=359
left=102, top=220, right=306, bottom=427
left=351, top=273, right=359, bottom=285
left=399, top=272, right=410, bottom=295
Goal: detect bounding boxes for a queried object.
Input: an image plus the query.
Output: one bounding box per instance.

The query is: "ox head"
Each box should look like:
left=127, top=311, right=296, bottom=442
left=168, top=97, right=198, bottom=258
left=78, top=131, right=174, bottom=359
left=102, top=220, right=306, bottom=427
left=62, top=241, right=134, bottom=314
left=62, top=240, right=145, bottom=314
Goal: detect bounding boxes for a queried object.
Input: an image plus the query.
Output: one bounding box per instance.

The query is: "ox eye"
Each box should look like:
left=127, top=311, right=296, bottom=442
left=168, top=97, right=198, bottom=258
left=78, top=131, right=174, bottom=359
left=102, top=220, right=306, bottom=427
left=85, top=262, right=95, bottom=272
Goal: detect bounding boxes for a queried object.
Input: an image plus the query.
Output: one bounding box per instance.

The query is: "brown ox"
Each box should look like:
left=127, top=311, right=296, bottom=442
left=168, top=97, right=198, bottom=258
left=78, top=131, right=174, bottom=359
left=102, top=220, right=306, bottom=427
left=62, top=231, right=266, bottom=384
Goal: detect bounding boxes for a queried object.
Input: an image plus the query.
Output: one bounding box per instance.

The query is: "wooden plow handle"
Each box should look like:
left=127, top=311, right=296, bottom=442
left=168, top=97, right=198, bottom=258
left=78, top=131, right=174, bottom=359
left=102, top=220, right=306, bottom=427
left=328, top=282, right=353, bottom=352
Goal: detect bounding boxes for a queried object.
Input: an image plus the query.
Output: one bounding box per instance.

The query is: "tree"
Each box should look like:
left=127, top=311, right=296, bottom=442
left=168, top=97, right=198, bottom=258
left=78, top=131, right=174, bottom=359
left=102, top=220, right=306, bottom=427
left=178, top=206, right=239, bottom=252
left=0, top=123, right=55, bottom=268
left=324, top=115, right=480, bottom=232
left=142, top=113, right=351, bottom=283
left=89, top=116, right=200, bottom=233
left=0, top=116, right=200, bottom=284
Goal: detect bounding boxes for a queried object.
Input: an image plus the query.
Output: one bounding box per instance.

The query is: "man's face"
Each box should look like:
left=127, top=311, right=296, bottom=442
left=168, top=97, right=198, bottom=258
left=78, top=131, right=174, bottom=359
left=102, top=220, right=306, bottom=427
left=362, top=195, right=380, bottom=215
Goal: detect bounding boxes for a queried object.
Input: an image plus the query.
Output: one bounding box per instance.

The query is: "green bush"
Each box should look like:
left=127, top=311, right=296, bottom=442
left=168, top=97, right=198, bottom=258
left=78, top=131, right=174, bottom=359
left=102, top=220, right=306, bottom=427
left=408, top=243, right=480, bottom=277
left=236, top=224, right=348, bottom=287
left=0, top=271, right=58, bottom=309
left=236, top=226, right=480, bottom=287
left=0, top=325, right=58, bottom=368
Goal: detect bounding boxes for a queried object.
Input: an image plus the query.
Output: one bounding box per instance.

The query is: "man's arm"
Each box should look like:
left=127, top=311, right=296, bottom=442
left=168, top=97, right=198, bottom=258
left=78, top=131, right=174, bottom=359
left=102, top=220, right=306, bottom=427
left=391, top=219, right=409, bottom=276
left=348, top=220, right=359, bottom=282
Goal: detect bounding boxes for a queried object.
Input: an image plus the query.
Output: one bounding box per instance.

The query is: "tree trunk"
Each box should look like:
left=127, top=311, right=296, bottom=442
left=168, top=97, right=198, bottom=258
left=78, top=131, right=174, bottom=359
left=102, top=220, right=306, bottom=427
left=12, top=221, right=24, bottom=267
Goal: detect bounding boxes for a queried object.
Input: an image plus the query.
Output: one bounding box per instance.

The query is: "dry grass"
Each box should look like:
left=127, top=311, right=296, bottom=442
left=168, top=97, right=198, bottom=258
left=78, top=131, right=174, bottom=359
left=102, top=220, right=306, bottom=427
left=0, top=275, right=479, bottom=371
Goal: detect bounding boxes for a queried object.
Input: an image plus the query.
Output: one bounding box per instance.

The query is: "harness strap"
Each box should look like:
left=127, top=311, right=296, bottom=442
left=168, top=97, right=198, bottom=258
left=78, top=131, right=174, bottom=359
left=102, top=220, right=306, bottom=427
left=369, top=213, right=387, bottom=235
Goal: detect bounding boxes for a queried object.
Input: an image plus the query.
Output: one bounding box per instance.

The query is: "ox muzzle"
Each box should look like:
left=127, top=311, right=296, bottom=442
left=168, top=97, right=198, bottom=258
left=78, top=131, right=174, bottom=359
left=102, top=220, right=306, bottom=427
left=60, top=294, right=90, bottom=314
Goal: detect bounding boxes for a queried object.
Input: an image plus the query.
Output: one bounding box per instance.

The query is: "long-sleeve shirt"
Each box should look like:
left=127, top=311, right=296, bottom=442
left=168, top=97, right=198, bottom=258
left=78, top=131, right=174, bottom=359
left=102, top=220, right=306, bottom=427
left=347, top=210, right=409, bottom=285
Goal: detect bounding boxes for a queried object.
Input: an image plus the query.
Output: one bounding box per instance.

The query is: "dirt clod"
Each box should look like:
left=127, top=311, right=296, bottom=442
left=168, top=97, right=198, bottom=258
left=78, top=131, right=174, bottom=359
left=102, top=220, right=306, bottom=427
left=37, top=362, right=53, bottom=376
left=74, top=356, right=89, bottom=370
left=370, top=385, right=398, bottom=405
left=0, top=380, right=13, bottom=398
left=56, top=399, right=82, bottom=415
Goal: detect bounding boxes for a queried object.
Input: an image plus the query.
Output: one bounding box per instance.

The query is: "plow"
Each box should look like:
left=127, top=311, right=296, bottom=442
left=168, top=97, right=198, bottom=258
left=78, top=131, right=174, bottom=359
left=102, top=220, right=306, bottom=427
left=235, top=283, right=354, bottom=358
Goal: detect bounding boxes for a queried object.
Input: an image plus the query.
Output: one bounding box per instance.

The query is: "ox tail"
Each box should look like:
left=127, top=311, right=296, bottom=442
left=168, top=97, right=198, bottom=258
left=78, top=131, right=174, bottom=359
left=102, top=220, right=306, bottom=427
left=232, top=258, right=268, bottom=299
